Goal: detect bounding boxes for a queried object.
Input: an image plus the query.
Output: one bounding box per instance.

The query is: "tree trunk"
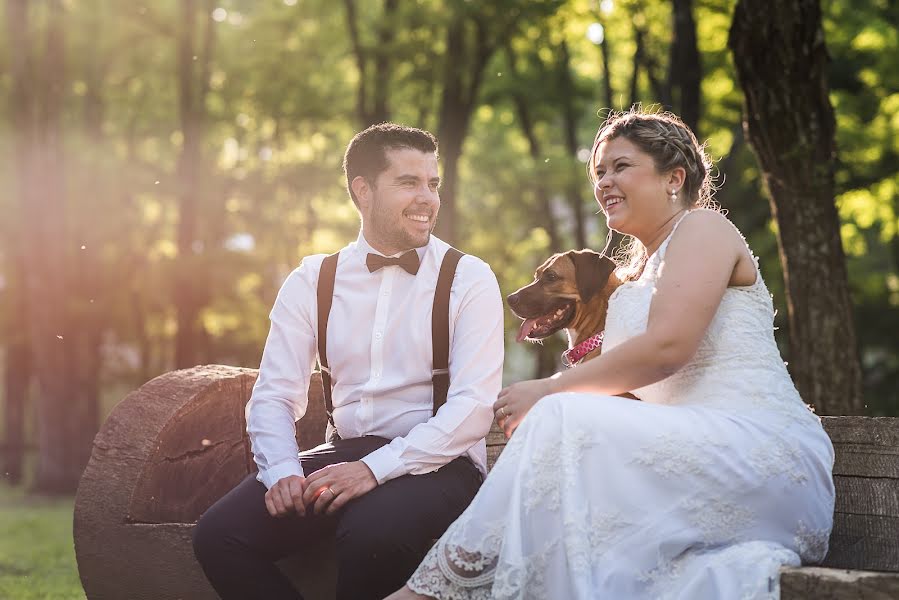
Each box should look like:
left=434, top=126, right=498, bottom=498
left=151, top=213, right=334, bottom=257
left=174, top=0, right=214, bottom=369
left=629, top=27, right=641, bottom=107
left=2, top=255, right=30, bottom=485
left=505, top=47, right=562, bottom=253
left=667, top=0, right=701, bottom=133
left=2, top=0, right=33, bottom=482
left=558, top=40, right=589, bottom=250
left=434, top=5, right=521, bottom=247
left=599, top=21, right=614, bottom=110
left=729, top=0, right=863, bottom=415
left=633, top=15, right=667, bottom=106
left=343, top=0, right=396, bottom=127
left=371, top=0, right=397, bottom=125
left=435, top=14, right=471, bottom=245
left=8, top=0, right=91, bottom=492
left=75, top=0, right=107, bottom=448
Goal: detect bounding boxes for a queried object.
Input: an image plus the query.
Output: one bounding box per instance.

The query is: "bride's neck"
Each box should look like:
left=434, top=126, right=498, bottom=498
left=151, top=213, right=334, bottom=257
left=639, top=209, right=687, bottom=258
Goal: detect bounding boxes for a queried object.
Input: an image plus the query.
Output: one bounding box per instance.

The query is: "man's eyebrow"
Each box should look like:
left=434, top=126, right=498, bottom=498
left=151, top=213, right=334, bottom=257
left=393, top=174, right=420, bottom=182
left=393, top=174, right=441, bottom=185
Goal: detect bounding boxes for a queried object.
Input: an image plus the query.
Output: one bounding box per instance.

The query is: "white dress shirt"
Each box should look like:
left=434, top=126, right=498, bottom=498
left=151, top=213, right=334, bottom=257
left=246, top=233, right=505, bottom=489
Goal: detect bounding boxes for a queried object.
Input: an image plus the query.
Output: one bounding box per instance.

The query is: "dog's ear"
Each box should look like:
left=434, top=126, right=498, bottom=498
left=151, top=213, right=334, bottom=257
left=568, top=250, right=616, bottom=303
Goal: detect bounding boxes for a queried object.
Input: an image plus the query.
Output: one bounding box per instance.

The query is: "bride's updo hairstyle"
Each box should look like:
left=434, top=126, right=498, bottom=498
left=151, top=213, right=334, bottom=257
left=588, top=106, right=718, bottom=279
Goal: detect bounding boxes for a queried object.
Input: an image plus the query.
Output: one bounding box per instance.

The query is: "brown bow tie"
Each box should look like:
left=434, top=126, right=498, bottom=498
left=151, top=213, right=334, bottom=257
left=366, top=251, right=420, bottom=275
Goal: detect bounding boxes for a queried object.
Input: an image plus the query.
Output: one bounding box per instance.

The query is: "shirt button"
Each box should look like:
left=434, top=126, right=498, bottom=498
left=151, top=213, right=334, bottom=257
left=373, top=371, right=381, bottom=378
left=375, top=331, right=382, bottom=339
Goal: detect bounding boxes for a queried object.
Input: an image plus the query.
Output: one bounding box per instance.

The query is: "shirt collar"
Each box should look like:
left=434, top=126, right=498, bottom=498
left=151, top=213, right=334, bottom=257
left=354, top=230, right=430, bottom=262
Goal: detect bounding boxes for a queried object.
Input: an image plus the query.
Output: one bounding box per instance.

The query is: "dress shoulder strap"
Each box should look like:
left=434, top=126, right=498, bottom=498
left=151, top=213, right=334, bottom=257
left=656, top=210, right=693, bottom=261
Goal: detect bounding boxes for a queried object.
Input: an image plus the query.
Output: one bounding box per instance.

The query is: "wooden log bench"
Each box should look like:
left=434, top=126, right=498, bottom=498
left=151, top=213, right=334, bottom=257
left=74, top=365, right=899, bottom=599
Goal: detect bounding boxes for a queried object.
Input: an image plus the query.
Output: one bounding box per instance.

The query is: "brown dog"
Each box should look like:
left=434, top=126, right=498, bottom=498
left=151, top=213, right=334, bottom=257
left=507, top=249, right=622, bottom=365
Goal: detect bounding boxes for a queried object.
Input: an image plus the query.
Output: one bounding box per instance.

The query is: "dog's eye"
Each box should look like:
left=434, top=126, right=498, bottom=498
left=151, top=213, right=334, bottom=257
left=543, top=272, right=558, bottom=282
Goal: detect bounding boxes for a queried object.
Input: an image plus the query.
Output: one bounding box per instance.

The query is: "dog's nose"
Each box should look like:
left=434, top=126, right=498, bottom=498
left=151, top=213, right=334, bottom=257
left=507, top=293, right=520, bottom=308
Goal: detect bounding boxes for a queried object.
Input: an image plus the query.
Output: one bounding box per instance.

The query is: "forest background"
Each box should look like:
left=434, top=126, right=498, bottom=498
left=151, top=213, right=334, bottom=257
left=1, top=0, right=898, bottom=494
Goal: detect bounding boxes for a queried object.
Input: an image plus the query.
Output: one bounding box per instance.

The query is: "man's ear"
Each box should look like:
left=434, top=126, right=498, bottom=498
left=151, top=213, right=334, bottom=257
left=351, top=176, right=371, bottom=211
left=569, top=250, right=616, bottom=303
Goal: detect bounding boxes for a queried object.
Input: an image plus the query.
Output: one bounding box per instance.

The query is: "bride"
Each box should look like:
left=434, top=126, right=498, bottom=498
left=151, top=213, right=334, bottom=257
left=387, top=108, right=835, bottom=599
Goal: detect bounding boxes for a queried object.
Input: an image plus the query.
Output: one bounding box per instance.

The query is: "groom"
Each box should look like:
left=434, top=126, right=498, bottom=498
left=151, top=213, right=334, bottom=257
left=192, top=123, right=504, bottom=600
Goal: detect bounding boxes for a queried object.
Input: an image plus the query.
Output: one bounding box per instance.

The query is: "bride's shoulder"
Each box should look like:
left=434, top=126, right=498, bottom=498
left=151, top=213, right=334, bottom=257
left=676, top=209, right=745, bottom=245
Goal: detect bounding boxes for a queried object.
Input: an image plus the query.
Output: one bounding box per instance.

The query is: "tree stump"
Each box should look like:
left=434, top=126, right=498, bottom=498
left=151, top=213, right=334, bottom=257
left=73, top=365, right=333, bottom=600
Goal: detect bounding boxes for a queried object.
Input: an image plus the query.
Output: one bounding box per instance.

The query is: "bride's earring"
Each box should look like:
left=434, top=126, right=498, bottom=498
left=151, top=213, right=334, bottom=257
left=669, top=190, right=678, bottom=203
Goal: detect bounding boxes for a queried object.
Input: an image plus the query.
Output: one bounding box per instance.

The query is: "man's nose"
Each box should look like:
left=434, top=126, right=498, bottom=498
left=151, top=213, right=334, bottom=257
left=416, top=186, right=438, bottom=203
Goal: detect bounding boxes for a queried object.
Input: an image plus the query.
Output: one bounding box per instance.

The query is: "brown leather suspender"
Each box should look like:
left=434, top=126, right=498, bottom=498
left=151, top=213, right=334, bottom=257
left=316, top=251, right=340, bottom=437
left=431, top=248, right=463, bottom=416
left=316, top=247, right=465, bottom=441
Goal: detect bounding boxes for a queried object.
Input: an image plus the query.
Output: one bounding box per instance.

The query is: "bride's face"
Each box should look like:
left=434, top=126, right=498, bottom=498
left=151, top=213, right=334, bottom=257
left=592, top=136, right=671, bottom=236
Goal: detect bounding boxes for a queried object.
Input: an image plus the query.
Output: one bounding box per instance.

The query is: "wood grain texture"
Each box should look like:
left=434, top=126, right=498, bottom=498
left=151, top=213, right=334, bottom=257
left=781, top=567, right=899, bottom=600
left=821, top=417, right=899, bottom=572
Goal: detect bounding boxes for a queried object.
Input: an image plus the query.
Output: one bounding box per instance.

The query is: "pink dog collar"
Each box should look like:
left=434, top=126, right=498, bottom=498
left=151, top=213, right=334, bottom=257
left=562, top=332, right=604, bottom=368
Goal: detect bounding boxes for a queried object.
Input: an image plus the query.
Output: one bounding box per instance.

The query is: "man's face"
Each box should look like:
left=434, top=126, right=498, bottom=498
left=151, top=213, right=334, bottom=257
left=356, top=147, right=440, bottom=255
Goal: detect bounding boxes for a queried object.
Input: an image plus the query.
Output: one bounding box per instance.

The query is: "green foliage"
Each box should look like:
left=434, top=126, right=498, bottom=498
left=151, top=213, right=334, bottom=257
left=823, top=0, right=899, bottom=412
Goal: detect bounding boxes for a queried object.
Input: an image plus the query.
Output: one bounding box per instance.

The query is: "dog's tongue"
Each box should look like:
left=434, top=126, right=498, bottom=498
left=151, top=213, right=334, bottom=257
left=516, top=318, right=539, bottom=343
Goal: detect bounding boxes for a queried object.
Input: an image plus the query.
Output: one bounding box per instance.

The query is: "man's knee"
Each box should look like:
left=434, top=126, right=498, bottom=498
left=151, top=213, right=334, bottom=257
left=336, top=504, right=422, bottom=566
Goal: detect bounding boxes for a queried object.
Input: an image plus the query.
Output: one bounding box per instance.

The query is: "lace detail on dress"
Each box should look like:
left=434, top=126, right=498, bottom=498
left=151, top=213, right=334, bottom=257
left=630, top=430, right=730, bottom=478
left=408, top=546, right=492, bottom=600
left=794, top=520, right=830, bottom=563
left=682, top=496, right=757, bottom=544
left=524, top=427, right=591, bottom=511
left=748, top=436, right=809, bottom=484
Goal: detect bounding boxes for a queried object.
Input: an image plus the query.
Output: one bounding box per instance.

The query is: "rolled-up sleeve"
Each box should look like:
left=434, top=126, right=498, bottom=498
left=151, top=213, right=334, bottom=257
left=361, top=257, right=504, bottom=484
left=246, top=258, right=321, bottom=489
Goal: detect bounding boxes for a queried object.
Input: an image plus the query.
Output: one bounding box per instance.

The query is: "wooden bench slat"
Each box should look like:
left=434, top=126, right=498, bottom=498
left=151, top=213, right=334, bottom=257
left=780, top=566, right=899, bottom=600
left=823, top=513, right=899, bottom=572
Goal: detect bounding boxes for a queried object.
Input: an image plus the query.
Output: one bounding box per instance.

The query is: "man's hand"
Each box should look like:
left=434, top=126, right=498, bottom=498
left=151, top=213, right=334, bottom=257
left=301, top=461, right=378, bottom=516
left=265, top=475, right=308, bottom=518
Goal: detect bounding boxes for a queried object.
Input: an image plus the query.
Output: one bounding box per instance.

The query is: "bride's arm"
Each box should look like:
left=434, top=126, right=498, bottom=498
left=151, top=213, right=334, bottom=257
left=549, top=211, right=745, bottom=397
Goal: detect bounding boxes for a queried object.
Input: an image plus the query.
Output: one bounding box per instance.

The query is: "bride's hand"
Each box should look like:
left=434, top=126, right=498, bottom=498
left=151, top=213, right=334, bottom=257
left=494, top=378, right=559, bottom=439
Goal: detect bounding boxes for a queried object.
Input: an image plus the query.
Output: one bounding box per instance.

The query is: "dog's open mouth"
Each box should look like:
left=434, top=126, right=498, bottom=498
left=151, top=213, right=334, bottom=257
left=516, top=301, right=576, bottom=342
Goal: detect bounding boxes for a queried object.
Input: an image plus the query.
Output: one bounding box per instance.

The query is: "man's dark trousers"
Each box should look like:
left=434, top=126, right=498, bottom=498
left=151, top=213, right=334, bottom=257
left=193, top=436, right=482, bottom=600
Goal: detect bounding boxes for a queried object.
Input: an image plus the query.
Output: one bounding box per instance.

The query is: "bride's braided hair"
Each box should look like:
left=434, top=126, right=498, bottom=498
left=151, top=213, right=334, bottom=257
left=588, top=107, right=719, bottom=279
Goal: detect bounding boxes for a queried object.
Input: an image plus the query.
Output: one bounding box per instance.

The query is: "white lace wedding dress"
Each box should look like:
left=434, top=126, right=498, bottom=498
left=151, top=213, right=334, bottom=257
left=406, top=217, right=835, bottom=599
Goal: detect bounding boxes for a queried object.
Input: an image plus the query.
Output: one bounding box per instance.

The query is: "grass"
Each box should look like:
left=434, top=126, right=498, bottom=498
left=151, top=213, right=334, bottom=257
left=0, top=483, right=85, bottom=600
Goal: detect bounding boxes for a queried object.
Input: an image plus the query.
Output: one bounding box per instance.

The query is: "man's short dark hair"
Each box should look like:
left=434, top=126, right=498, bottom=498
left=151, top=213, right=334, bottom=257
left=343, top=123, right=439, bottom=208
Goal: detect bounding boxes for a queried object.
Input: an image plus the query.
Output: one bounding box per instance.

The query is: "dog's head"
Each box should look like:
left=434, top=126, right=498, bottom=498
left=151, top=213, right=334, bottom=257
left=507, top=249, right=619, bottom=343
